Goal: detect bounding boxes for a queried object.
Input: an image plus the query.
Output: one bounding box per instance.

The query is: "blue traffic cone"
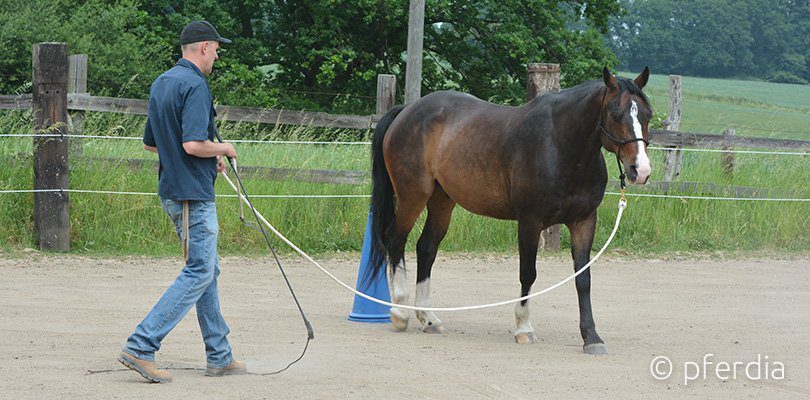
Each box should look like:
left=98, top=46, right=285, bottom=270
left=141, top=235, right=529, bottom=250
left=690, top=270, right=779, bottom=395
left=348, top=211, right=391, bottom=323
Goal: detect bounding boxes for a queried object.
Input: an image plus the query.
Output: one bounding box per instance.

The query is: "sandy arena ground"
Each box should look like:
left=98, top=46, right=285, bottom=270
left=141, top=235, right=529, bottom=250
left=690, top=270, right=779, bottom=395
left=0, top=253, right=808, bottom=399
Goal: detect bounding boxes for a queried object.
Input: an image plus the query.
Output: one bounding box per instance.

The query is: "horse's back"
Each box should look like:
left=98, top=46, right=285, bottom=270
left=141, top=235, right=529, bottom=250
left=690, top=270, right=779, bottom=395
left=384, top=91, right=522, bottom=219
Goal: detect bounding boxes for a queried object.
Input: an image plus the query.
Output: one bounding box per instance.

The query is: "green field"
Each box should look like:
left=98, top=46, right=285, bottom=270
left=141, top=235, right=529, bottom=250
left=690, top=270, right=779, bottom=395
left=1, top=73, right=808, bottom=256
left=620, top=72, right=810, bottom=140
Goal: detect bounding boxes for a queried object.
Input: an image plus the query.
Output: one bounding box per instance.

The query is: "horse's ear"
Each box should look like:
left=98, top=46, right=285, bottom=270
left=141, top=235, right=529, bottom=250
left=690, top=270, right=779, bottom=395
left=603, top=67, right=618, bottom=91
left=635, top=66, right=650, bottom=89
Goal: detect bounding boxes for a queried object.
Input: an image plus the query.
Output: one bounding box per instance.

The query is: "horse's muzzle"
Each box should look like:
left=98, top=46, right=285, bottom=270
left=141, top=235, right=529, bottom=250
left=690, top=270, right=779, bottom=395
left=627, top=164, right=650, bottom=185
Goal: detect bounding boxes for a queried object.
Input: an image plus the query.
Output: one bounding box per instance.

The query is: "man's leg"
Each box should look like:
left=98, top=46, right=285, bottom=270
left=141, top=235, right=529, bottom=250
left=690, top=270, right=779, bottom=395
left=196, top=258, right=235, bottom=368
left=191, top=204, right=246, bottom=375
left=122, top=199, right=219, bottom=362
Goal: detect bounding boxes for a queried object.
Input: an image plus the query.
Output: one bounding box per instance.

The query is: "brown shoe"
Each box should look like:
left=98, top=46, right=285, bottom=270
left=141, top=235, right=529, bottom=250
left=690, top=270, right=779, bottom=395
left=118, top=351, right=173, bottom=383
left=205, top=359, right=247, bottom=377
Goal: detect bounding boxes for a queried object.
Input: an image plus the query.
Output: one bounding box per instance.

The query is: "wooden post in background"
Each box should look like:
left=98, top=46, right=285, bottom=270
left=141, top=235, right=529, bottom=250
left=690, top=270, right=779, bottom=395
left=662, top=75, right=683, bottom=186
left=404, top=0, right=424, bottom=104
left=376, top=74, right=396, bottom=115
left=526, top=63, right=561, bottom=251
left=526, top=63, right=560, bottom=99
left=68, top=54, right=87, bottom=157
left=722, top=127, right=736, bottom=179
left=32, top=43, right=70, bottom=251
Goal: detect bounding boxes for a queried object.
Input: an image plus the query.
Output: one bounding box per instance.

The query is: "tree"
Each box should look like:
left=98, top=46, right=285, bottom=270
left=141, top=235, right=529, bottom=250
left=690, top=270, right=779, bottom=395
left=0, top=0, right=624, bottom=112
left=611, top=0, right=809, bottom=83
left=265, top=0, right=621, bottom=105
left=611, top=0, right=753, bottom=78
left=0, top=0, right=170, bottom=98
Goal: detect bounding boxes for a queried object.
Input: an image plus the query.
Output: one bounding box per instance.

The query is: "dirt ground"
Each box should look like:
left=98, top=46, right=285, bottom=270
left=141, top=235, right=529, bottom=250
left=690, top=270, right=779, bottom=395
left=0, top=253, right=808, bottom=399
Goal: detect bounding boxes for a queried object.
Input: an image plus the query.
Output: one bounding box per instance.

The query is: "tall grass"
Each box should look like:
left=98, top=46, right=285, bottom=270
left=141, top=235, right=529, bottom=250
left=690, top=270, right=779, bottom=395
left=1, top=128, right=807, bottom=256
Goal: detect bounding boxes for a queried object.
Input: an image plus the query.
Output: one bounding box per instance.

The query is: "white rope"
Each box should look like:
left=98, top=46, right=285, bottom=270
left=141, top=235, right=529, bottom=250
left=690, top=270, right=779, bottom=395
left=0, top=133, right=368, bottom=145
left=647, top=146, right=809, bottom=156
left=605, top=191, right=810, bottom=202
left=220, top=170, right=627, bottom=312
left=228, top=194, right=368, bottom=198
left=0, top=189, right=63, bottom=194
left=0, top=188, right=157, bottom=196
left=226, top=139, right=371, bottom=145
left=0, top=188, right=368, bottom=198
left=1, top=188, right=808, bottom=202
left=3, top=134, right=808, bottom=155
left=0, top=133, right=143, bottom=140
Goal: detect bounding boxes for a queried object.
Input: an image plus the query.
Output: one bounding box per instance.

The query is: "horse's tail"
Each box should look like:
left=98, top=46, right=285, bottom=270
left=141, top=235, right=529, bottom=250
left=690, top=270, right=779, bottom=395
left=365, top=104, right=406, bottom=287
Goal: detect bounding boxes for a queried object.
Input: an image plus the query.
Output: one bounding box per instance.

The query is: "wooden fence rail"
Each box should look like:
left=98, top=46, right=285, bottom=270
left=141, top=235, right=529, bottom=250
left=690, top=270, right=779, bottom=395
left=648, top=129, right=809, bottom=150
left=1, top=93, right=378, bottom=130
left=4, top=92, right=809, bottom=150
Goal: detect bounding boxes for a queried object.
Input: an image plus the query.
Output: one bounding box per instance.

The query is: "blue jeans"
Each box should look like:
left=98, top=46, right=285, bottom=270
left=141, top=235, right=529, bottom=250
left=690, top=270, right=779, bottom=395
left=123, top=198, right=234, bottom=368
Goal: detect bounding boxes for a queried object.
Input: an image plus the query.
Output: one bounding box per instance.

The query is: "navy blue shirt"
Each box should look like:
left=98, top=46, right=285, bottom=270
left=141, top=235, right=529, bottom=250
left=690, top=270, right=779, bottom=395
left=143, top=59, right=218, bottom=201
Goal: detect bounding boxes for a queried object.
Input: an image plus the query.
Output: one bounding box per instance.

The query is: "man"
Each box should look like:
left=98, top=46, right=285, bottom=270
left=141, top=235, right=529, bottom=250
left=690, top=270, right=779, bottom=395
left=118, top=20, right=245, bottom=383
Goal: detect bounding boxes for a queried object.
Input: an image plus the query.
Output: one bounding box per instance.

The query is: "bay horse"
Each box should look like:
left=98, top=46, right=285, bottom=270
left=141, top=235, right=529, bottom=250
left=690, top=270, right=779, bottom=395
left=366, top=68, right=652, bottom=354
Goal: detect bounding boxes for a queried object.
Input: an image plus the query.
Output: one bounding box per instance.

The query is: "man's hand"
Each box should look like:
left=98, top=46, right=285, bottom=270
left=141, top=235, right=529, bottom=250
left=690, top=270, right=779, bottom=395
left=217, top=156, right=227, bottom=173
left=221, top=142, right=237, bottom=159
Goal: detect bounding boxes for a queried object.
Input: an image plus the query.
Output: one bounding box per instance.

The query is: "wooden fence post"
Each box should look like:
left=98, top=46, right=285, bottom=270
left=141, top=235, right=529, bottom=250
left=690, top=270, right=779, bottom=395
left=32, top=42, right=70, bottom=252
left=526, top=63, right=561, bottom=251
left=404, top=0, right=425, bottom=104
left=376, top=74, right=396, bottom=114
left=68, top=54, right=88, bottom=157
left=722, top=127, right=736, bottom=179
left=662, top=75, right=683, bottom=186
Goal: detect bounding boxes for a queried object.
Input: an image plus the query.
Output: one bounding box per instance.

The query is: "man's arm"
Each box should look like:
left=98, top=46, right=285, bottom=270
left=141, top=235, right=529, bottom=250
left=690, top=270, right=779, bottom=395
left=182, top=140, right=237, bottom=159
left=144, top=144, right=157, bottom=153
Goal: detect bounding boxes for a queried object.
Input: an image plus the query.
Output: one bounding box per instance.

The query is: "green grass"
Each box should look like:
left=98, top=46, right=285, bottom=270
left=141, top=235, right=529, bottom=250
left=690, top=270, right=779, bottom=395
left=1, top=73, right=809, bottom=256
left=619, top=72, right=810, bottom=139
left=2, top=135, right=808, bottom=256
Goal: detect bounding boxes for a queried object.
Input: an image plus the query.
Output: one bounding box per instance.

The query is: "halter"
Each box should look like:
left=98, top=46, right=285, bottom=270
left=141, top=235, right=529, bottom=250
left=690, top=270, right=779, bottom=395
left=597, top=86, right=650, bottom=193
left=598, top=122, right=649, bottom=191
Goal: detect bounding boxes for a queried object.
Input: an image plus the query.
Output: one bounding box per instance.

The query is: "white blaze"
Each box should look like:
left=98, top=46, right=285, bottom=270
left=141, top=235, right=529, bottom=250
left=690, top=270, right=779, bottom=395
left=630, top=100, right=652, bottom=183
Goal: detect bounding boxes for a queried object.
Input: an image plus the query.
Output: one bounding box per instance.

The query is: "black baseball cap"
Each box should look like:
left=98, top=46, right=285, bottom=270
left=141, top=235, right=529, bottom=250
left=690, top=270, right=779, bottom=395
left=180, top=20, right=232, bottom=45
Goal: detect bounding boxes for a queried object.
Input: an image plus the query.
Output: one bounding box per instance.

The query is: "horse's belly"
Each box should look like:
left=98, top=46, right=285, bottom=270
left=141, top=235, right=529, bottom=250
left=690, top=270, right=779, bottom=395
left=438, top=176, right=516, bottom=220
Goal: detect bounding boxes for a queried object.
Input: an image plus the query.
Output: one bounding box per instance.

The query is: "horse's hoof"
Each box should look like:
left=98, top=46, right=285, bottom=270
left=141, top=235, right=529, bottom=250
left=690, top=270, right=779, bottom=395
left=583, top=343, right=608, bottom=355
left=514, top=332, right=537, bottom=344
left=422, top=323, right=445, bottom=334
left=390, top=310, right=409, bottom=331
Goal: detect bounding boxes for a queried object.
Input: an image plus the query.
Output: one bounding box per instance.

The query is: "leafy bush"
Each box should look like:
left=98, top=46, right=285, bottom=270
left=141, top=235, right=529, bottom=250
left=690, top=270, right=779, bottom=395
left=767, top=71, right=808, bottom=85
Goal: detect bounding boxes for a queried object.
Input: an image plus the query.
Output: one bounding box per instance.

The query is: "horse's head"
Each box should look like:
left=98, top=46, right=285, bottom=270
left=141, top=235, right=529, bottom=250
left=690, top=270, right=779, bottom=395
left=599, top=67, right=653, bottom=185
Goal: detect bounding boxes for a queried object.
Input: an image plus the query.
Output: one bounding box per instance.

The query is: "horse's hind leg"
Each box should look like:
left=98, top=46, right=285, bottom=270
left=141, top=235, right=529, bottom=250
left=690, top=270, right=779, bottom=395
left=567, top=211, right=606, bottom=354
left=415, top=186, right=455, bottom=333
left=385, top=192, right=430, bottom=331
left=515, top=220, right=542, bottom=344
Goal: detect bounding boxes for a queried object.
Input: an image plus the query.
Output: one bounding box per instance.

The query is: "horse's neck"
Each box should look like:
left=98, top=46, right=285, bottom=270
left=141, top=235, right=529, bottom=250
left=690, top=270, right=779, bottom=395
left=536, top=84, right=605, bottom=158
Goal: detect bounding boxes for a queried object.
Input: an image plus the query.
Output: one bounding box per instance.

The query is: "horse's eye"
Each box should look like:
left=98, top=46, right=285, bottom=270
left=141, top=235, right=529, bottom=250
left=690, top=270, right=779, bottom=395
left=611, top=113, right=622, bottom=123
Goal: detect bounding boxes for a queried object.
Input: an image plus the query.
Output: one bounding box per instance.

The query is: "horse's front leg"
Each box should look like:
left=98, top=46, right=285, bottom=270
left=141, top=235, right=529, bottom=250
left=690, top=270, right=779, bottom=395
left=514, top=221, right=541, bottom=344
left=568, top=211, right=607, bottom=354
